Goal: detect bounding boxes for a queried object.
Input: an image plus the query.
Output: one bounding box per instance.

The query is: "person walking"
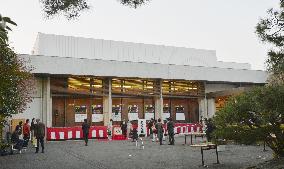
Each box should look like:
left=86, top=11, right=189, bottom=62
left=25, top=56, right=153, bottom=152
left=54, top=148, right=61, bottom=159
left=167, top=117, right=175, bottom=145
left=82, top=119, right=90, bottom=146
left=34, top=119, right=45, bottom=153
left=23, top=119, right=31, bottom=147
left=155, top=118, right=164, bottom=145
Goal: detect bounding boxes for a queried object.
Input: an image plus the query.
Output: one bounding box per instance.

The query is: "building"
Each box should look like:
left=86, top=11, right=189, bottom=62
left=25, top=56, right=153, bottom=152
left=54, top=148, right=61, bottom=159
left=14, top=33, right=267, bottom=128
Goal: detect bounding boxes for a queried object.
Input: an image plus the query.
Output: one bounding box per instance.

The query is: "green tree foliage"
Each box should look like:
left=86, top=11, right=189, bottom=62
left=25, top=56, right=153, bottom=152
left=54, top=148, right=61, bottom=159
left=214, top=0, right=284, bottom=158
left=0, top=15, right=34, bottom=140
left=214, top=86, right=284, bottom=158
left=256, top=0, right=284, bottom=85
left=40, top=0, right=150, bottom=19
left=0, top=15, right=17, bottom=45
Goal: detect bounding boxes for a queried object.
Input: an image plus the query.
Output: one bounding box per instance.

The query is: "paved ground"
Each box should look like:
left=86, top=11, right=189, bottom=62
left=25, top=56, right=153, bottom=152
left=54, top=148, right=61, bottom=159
left=0, top=137, right=273, bottom=169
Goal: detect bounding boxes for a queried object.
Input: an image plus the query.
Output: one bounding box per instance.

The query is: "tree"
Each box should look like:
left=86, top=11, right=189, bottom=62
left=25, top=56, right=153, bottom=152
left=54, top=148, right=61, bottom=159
left=0, top=15, right=34, bottom=141
left=214, top=0, right=284, bottom=158
left=256, top=0, right=284, bottom=85
left=40, top=0, right=150, bottom=19
left=0, top=15, right=17, bottom=45
left=214, top=86, right=284, bottom=158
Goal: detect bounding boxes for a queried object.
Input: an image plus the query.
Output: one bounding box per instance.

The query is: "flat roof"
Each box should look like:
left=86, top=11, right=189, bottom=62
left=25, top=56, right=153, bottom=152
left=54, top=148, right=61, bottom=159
left=20, top=54, right=267, bottom=84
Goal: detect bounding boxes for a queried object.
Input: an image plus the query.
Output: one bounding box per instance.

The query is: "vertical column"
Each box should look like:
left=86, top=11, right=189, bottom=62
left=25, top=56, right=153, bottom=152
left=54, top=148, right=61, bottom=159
left=154, top=80, right=163, bottom=120
left=103, top=78, right=112, bottom=126
left=41, top=76, right=52, bottom=127
left=199, top=97, right=208, bottom=119
left=207, top=98, right=216, bottom=118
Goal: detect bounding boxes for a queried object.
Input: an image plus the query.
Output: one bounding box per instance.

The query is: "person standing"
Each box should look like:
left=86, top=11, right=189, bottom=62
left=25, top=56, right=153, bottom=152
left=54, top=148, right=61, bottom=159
left=34, top=119, right=45, bottom=153
left=148, top=118, right=154, bottom=140
left=120, top=119, right=127, bottom=138
left=205, top=118, right=215, bottom=142
left=23, top=119, right=31, bottom=147
left=107, top=119, right=113, bottom=140
left=82, top=119, right=90, bottom=146
left=15, top=121, right=23, bottom=135
left=30, top=118, right=35, bottom=144
left=155, top=118, right=164, bottom=145
left=167, top=117, right=175, bottom=145
left=126, top=120, right=131, bottom=139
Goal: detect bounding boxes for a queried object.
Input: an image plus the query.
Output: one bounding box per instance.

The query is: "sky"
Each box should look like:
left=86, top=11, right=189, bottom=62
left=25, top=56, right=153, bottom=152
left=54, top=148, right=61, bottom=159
left=0, top=0, right=280, bottom=70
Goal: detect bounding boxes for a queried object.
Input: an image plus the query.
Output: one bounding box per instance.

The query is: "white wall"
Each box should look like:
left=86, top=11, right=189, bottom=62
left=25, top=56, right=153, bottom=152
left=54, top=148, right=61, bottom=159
left=32, top=33, right=250, bottom=70
left=12, top=78, right=42, bottom=121
left=12, top=77, right=52, bottom=127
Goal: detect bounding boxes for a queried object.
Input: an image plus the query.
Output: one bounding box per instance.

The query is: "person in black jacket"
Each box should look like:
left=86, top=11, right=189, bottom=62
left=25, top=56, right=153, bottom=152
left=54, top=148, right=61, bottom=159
left=120, top=119, right=127, bottom=138
left=82, top=119, right=90, bottom=146
left=205, top=118, right=215, bottom=142
left=167, top=117, right=175, bottom=145
left=11, top=128, right=24, bottom=151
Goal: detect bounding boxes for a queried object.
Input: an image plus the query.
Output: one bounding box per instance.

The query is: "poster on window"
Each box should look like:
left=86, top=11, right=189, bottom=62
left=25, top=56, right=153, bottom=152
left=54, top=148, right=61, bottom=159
left=145, top=105, right=154, bottom=120
left=75, top=105, right=87, bottom=122
left=138, top=119, right=147, bottom=136
left=176, top=113, right=185, bottom=120
left=91, top=105, right=103, bottom=122
left=75, top=114, right=87, bottom=122
left=175, top=106, right=185, bottom=120
left=162, top=113, right=170, bottom=120
left=128, top=105, right=139, bottom=121
left=112, top=113, right=121, bottom=121
left=112, top=106, right=122, bottom=121
left=92, top=114, right=104, bottom=122
left=128, top=113, right=139, bottom=121
left=145, top=113, right=154, bottom=120
left=162, top=105, right=170, bottom=120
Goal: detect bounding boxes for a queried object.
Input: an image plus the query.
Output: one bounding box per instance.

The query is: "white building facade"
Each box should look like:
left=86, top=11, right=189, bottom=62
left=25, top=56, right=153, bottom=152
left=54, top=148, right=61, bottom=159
left=13, top=33, right=267, bottom=128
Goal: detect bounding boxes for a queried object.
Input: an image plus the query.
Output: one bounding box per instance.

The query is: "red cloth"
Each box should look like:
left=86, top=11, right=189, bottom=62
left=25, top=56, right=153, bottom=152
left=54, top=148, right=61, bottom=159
left=23, top=123, right=30, bottom=135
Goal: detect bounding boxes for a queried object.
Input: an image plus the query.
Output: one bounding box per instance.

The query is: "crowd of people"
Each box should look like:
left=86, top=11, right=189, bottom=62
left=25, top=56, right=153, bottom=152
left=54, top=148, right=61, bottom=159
left=2, top=118, right=46, bottom=154
left=2, top=116, right=215, bottom=153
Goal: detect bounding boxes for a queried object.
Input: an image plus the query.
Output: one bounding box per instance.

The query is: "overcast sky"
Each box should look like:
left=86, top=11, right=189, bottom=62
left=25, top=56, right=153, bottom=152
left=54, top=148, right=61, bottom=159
left=1, top=0, right=280, bottom=70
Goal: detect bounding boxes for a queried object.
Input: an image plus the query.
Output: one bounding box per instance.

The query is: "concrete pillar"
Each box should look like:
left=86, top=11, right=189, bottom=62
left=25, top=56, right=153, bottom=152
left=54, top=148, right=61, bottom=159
left=207, top=98, right=216, bottom=118
left=103, top=78, right=112, bottom=126
left=41, top=77, right=52, bottom=127
left=199, top=98, right=207, bottom=119
left=155, top=96, right=163, bottom=120
left=154, top=80, right=163, bottom=120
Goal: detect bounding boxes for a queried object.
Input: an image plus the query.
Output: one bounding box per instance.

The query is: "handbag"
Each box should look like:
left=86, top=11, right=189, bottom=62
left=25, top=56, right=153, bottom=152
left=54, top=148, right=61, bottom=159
left=32, top=137, right=37, bottom=148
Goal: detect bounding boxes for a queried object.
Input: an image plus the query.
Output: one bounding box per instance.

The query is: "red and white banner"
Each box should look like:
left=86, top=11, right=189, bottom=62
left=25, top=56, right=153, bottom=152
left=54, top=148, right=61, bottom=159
left=47, top=126, right=107, bottom=141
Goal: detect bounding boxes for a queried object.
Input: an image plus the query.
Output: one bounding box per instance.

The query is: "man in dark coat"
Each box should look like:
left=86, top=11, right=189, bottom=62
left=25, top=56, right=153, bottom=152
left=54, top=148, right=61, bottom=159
left=205, top=118, right=215, bottom=142
left=34, top=119, right=45, bottom=153
left=155, top=118, right=164, bottom=145
left=167, top=117, right=175, bottom=145
left=82, top=119, right=90, bottom=146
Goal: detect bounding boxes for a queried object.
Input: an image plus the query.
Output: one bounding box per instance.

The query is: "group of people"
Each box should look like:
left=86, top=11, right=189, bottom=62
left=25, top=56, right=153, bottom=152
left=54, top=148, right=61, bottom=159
left=81, top=117, right=215, bottom=146
left=8, top=118, right=46, bottom=153
left=147, top=117, right=175, bottom=145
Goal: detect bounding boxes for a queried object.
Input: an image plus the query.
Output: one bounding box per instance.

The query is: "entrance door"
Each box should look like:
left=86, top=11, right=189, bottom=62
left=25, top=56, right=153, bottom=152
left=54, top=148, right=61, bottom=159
left=52, top=98, right=65, bottom=127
